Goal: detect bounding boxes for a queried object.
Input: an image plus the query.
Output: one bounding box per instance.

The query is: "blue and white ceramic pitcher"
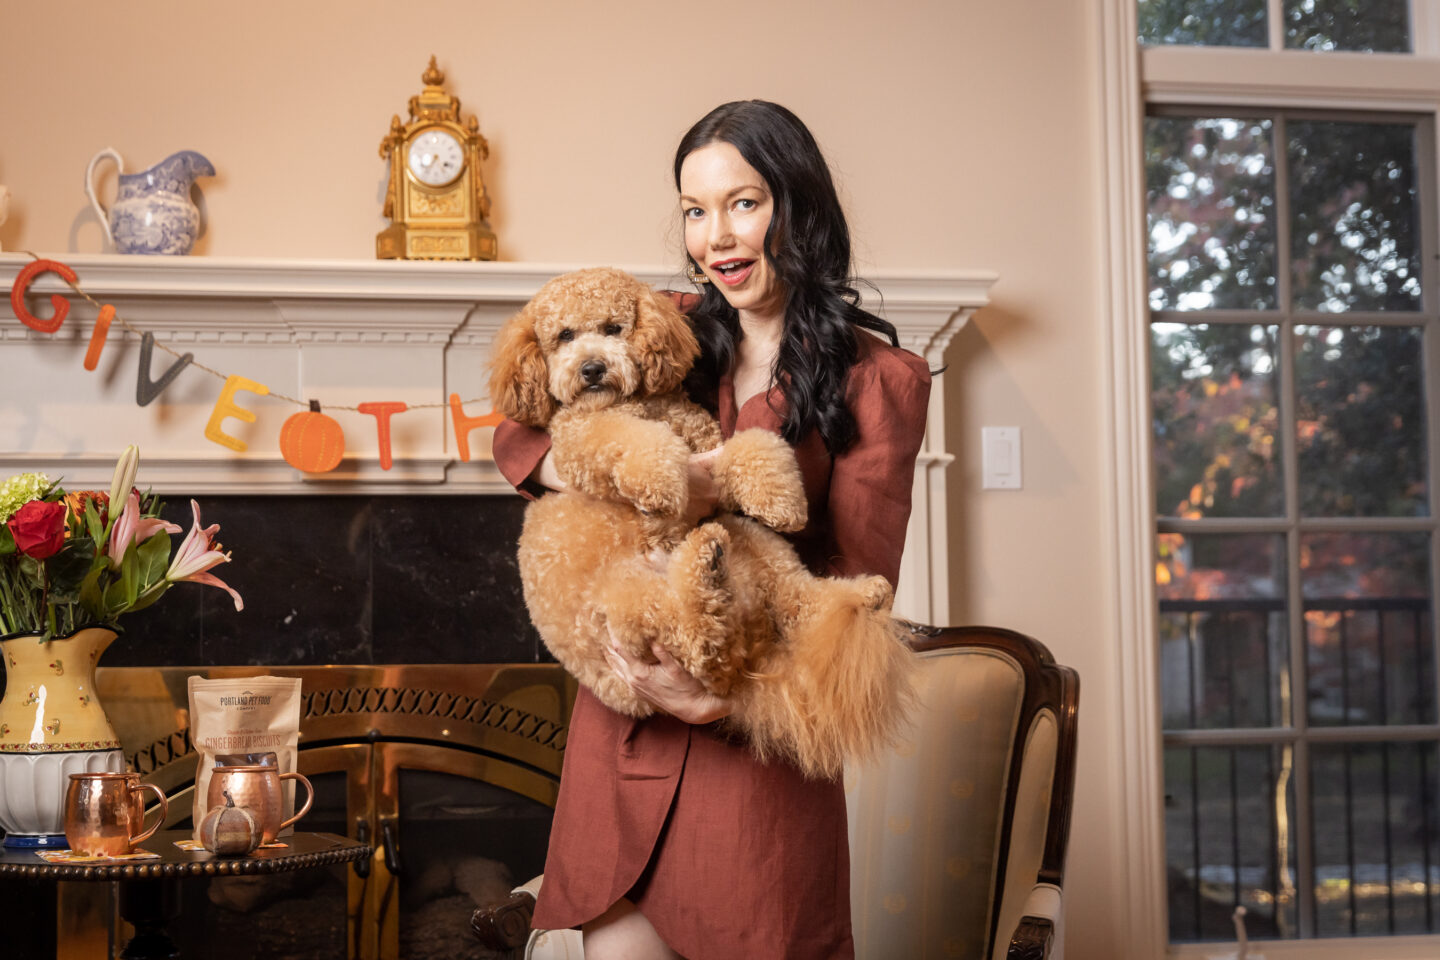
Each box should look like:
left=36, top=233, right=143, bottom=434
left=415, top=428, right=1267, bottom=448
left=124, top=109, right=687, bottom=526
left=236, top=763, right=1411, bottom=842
left=85, top=148, right=215, bottom=255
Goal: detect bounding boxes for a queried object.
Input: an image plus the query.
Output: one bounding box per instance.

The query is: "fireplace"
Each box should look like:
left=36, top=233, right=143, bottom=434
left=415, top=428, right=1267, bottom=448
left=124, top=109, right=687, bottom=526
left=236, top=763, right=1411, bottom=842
left=45, top=660, right=575, bottom=959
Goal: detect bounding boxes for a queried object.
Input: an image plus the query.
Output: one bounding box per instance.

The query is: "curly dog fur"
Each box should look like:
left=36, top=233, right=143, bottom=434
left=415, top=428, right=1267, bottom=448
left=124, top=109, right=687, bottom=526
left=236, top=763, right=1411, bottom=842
left=489, top=267, right=916, bottom=779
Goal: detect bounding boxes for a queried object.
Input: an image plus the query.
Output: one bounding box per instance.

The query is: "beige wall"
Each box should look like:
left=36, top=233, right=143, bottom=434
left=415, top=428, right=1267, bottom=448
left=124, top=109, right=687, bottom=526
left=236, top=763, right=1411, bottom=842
left=0, top=1, right=1129, bottom=955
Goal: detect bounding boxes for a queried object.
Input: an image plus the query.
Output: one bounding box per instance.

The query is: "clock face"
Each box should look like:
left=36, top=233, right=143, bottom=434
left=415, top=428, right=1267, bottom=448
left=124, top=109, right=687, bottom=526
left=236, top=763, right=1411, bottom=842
left=407, top=128, right=465, bottom=186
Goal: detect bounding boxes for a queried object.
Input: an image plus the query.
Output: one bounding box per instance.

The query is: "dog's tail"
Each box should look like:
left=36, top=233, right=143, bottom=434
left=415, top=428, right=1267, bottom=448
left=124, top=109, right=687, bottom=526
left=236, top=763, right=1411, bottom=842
left=734, top=579, right=919, bottom=780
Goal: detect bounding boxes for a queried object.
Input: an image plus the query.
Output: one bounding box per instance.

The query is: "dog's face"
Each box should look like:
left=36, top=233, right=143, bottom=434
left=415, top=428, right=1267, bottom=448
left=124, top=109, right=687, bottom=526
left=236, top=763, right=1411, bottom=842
left=489, top=268, right=699, bottom=428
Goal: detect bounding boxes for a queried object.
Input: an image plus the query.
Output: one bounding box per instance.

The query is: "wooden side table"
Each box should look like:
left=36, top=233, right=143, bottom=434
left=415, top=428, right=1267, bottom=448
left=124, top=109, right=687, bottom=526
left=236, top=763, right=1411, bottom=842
left=0, top=830, right=370, bottom=959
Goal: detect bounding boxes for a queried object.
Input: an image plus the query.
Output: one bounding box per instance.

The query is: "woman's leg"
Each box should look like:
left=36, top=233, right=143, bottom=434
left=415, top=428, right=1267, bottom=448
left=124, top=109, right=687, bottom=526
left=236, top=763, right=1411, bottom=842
left=581, top=897, right=683, bottom=960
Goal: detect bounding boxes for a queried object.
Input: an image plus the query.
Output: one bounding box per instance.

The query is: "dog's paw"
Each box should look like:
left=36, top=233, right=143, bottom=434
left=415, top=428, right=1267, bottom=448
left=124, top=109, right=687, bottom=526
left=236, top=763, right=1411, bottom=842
left=744, top=488, right=808, bottom=533
left=714, top=429, right=808, bottom=532
left=858, top=575, right=894, bottom=613
left=613, top=448, right=689, bottom=517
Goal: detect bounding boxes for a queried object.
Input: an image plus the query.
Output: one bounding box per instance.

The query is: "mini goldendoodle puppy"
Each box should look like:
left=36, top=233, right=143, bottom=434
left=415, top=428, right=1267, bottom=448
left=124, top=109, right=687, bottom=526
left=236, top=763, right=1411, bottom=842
left=489, top=267, right=915, bottom=779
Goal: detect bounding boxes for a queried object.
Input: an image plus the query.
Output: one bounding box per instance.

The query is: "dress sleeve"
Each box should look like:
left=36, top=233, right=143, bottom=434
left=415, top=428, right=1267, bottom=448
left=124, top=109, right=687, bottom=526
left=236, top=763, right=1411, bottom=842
left=493, top=418, right=552, bottom=501
left=825, top=347, right=932, bottom=588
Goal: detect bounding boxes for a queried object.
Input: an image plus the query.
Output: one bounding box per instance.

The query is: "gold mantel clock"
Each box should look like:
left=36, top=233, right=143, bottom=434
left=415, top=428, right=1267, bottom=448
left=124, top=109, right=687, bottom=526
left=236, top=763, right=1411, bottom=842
left=377, top=56, right=496, bottom=260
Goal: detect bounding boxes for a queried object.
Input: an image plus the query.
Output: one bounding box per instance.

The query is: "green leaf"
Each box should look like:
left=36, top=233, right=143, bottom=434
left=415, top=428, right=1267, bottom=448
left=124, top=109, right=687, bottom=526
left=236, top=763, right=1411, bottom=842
left=136, top=533, right=171, bottom=588
left=121, top=545, right=140, bottom=608
left=79, top=566, right=106, bottom=618
left=84, top=502, right=104, bottom=547
left=0, top=524, right=15, bottom=556
left=126, top=581, right=170, bottom=614
left=46, top=537, right=96, bottom=603
left=19, top=555, right=44, bottom=590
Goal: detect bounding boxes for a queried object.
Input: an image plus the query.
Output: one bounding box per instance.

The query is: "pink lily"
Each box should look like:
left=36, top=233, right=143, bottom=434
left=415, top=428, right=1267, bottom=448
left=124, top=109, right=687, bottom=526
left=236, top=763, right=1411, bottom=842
left=107, top=491, right=182, bottom=564
left=165, top=499, right=243, bottom=611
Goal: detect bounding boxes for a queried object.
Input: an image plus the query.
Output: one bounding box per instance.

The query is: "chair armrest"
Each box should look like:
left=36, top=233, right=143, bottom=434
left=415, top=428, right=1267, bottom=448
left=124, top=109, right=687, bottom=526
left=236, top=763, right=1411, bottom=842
left=1006, top=883, right=1063, bottom=960
left=470, top=874, right=542, bottom=951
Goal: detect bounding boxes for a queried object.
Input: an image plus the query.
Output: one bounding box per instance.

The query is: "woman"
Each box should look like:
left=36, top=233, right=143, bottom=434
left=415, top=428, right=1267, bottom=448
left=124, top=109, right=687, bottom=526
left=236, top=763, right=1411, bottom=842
left=492, top=100, right=931, bottom=960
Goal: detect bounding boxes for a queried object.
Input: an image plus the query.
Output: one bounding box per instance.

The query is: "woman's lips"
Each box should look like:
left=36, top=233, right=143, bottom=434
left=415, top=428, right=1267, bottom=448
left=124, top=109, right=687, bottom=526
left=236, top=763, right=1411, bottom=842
left=711, top=259, right=755, bottom=286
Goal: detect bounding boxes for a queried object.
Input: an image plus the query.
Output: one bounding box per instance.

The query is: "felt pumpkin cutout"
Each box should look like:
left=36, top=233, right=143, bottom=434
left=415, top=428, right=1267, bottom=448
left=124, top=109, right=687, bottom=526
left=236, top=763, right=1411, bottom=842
left=280, top=400, right=345, bottom=473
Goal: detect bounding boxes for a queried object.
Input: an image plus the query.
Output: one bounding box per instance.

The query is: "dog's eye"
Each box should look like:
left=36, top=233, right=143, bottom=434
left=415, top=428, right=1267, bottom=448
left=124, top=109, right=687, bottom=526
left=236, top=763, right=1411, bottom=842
left=557, top=329, right=574, bottom=343
left=603, top=324, right=623, bottom=337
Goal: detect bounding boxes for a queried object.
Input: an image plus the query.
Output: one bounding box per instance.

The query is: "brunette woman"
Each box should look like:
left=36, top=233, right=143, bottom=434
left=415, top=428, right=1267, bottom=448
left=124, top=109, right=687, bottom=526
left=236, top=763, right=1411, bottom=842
left=491, top=100, right=931, bottom=960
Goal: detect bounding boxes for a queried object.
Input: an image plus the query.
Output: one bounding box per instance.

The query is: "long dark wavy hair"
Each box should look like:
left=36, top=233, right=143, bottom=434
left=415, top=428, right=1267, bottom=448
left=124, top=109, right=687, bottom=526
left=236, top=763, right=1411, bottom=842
left=674, top=100, right=900, bottom=455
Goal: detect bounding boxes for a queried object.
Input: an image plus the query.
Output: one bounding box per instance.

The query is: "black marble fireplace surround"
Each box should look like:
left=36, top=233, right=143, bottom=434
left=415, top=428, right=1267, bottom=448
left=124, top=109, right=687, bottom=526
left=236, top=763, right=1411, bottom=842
left=87, top=493, right=541, bottom=670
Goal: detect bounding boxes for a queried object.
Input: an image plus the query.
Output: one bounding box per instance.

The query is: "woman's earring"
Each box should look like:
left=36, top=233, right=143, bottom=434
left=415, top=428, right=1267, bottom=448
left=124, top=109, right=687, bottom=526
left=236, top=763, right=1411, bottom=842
left=685, top=260, right=710, bottom=285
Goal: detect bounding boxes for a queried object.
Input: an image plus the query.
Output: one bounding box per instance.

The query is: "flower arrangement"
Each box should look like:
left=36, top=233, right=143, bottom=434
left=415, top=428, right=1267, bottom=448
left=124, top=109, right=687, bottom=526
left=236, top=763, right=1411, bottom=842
left=0, top=446, right=242, bottom=639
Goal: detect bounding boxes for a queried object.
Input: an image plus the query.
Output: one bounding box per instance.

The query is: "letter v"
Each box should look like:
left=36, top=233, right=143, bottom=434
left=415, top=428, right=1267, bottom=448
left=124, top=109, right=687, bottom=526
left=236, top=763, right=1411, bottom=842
left=136, top=332, right=195, bottom=407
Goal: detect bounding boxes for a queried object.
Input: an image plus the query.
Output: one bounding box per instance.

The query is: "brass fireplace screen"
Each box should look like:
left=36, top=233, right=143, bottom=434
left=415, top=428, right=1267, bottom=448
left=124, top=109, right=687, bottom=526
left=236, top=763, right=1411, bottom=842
left=57, top=663, right=577, bottom=960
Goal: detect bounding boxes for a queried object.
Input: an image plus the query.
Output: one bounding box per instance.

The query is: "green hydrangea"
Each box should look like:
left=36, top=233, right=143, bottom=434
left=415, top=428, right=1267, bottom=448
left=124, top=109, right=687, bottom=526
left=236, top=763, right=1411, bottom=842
left=0, top=472, right=53, bottom=523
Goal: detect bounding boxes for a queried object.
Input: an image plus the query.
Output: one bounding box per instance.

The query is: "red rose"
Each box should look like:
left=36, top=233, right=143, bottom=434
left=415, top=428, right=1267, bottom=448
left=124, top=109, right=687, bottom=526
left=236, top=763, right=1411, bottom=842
left=7, top=500, right=68, bottom=560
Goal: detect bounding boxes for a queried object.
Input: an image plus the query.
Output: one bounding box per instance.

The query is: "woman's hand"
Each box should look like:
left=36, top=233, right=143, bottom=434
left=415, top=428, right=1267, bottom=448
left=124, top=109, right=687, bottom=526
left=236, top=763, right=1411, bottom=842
left=682, top=447, right=721, bottom=527
left=604, top=627, right=732, bottom=725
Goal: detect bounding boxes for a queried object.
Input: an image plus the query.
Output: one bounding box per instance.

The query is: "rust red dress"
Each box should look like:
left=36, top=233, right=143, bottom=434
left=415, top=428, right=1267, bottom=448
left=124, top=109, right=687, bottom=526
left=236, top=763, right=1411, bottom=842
left=491, top=330, right=931, bottom=960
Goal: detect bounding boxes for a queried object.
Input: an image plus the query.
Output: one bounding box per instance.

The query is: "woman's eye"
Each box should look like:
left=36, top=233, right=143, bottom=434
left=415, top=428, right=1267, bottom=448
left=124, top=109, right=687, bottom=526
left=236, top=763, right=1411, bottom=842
left=683, top=206, right=704, bottom=220
left=558, top=329, right=574, bottom=342
left=604, top=324, right=622, bottom=337
left=735, top=198, right=756, bottom=211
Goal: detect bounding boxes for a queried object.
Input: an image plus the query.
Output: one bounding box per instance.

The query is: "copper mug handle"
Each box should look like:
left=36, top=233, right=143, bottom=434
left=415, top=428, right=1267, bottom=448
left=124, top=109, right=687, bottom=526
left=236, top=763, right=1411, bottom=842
left=127, top=782, right=169, bottom=846
left=276, top=771, right=314, bottom=832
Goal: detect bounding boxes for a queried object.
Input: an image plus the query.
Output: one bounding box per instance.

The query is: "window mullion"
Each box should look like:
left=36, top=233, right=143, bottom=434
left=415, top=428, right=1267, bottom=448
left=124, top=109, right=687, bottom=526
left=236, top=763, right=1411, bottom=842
left=1272, top=107, right=1318, bottom=939
left=1268, top=0, right=1284, bottom=52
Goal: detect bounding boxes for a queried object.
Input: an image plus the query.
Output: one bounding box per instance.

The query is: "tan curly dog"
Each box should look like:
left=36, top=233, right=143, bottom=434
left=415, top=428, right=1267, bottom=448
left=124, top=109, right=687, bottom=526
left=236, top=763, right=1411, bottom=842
left=489, top=267, right=915, bottom=779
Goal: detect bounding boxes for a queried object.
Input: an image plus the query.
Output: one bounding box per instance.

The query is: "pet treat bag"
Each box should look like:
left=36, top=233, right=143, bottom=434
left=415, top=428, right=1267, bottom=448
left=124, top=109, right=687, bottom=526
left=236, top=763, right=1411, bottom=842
left=188, top=676, right=302, bottom=840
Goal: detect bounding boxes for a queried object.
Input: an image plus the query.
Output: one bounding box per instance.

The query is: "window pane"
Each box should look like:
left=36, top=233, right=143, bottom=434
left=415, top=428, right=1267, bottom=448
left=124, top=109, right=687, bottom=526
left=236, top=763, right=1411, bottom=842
left=1289, top=121, right=1421, bottom=312
left=1310, top=742, right=1440, bottom=936
left=1294, top=325, right=1428, bottom=517
left=1302, top=532, right=1433, bottom=727
left=1140, top=0, right=1268, bottom=47
left=1152, top=323, right=1283, bottom=517
left=1284, top=0, right=1410, bottom=52
left=1166, top=745, right=1298, bottom=940
left=1159, top=533, right=1289, bottom=729
left=1147, top=116, right=1277, bottom=311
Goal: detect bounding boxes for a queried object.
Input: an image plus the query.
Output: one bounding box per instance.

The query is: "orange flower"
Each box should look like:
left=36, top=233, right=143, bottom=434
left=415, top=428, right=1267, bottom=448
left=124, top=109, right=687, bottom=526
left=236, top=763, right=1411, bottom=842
left=62, top=491, right=110, bottom=528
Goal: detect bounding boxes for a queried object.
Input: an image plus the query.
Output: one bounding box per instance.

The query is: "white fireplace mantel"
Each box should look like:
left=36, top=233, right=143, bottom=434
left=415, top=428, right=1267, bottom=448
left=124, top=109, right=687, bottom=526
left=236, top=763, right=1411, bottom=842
left=0, top=253, right=995, bottom=622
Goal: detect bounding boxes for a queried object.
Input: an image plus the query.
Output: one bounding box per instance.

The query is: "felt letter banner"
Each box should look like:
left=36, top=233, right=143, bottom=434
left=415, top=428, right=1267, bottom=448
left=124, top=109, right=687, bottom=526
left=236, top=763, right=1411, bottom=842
left=84, top=304, right=114, bottom=371
left=357, top=402, right=407, bottom=470
left=10, top=259, right=77, bottom=334
left=205, top=375, right=270, bottom=452
left=448, top=394, right=502, bottom=462
left=136, top=332, right=195, bottom=406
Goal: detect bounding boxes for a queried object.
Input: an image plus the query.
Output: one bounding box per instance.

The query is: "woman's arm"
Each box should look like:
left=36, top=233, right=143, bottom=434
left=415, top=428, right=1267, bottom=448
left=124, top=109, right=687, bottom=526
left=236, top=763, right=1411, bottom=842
left=826, top=345, right=933, bottom=588
left=492, top=418, right=557, bottom=499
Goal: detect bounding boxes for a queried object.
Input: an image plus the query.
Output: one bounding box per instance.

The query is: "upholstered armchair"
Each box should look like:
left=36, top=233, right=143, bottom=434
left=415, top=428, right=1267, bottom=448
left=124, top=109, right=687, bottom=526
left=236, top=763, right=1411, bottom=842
left=472, top=624, right=1080, bottom=960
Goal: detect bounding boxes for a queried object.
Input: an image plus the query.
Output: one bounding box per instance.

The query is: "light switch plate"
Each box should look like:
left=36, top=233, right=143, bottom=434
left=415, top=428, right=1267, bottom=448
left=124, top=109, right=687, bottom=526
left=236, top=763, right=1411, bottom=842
left=982, top=426, right=1021, bottom=490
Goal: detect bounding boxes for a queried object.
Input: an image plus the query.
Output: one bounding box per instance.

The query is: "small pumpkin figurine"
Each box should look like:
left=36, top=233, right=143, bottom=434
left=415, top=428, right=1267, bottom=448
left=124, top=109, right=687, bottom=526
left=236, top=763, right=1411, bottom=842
left=279, top=399, right=345, bottom=473
left=199, top=788, right=263, bottom=855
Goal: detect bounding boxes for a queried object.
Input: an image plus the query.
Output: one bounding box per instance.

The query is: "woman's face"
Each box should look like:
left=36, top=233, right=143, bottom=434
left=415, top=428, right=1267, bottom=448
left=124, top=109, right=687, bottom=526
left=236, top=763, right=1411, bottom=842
left=679, top=141, right=784, bottom=320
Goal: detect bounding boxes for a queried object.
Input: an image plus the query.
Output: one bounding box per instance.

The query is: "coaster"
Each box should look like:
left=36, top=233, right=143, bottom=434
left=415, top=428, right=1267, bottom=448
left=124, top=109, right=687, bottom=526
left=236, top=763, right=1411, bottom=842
left=36, top=848, right=160, bottom=864
left=172, top=839, right=289, bottom=852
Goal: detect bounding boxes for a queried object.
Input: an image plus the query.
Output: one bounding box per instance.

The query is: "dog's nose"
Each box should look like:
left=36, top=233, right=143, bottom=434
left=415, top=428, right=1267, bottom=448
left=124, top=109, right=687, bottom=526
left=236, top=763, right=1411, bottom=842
left=581, top=360, right=607, bottom=384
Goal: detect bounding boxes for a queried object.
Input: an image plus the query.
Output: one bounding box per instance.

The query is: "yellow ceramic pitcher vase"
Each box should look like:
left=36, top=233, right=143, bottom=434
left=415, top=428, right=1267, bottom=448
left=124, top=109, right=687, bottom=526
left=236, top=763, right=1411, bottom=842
left=0, top=627, right=124, bottom=847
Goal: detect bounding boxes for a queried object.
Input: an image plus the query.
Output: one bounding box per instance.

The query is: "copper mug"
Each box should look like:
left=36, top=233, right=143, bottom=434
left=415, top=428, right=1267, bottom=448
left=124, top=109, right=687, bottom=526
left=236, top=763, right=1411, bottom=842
left=64, top=772, right=168, bottom=857
left=207, top=764, right=313, bottom=844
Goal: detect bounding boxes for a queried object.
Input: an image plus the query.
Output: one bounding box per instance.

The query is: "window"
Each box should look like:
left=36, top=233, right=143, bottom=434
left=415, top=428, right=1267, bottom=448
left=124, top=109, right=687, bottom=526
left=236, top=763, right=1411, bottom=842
left=1135, top=1, right=1440, bottom=949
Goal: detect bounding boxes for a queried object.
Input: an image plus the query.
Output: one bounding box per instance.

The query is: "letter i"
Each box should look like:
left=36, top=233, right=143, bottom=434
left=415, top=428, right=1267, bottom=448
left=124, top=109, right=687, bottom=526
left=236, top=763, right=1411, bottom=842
left=84, top=304, right=114, bottom=371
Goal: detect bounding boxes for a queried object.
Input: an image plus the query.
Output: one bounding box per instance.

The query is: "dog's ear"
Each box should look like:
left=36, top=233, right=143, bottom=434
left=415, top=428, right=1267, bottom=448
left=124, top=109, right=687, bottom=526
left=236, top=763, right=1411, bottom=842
left=632, top=288, right=700, bottom=395
left=488, top=305, right=558, bottom=428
